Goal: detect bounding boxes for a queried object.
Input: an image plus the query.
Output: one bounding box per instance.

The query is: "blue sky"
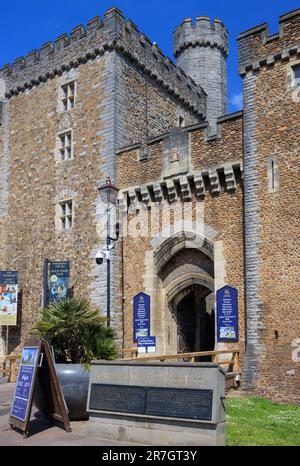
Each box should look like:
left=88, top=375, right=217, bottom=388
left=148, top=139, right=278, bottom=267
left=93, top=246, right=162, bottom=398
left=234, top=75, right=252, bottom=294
left=1, top=0, right=300, bottom=113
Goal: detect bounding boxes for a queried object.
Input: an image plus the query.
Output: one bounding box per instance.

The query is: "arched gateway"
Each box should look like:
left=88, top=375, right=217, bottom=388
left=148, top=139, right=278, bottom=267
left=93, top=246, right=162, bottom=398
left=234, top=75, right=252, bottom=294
left=152, top=231, right=216, bottom=355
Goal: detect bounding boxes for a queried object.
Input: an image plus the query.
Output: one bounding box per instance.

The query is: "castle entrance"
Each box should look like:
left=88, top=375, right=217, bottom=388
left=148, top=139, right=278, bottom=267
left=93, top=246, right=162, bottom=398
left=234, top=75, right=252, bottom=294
left=172, top=284, right=215, bottom=356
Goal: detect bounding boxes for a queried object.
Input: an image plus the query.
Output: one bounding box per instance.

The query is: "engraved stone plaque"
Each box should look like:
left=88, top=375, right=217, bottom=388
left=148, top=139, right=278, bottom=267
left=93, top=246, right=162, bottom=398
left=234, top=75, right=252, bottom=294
left=145, top=387, right=213, bottom=421
left=89, top=384, right=213, bottom=421
left=89, top=384, right=145, bottom=414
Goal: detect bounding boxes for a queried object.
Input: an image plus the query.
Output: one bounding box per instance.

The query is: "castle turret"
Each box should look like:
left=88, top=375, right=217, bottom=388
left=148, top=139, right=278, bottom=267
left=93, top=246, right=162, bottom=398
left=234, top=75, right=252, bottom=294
left=174, top=17, right=229, bottom=132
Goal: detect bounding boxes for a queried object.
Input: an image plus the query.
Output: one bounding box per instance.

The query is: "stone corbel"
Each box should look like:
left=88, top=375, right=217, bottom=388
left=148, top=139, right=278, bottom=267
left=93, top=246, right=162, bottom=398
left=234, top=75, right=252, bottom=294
left=128, top=189, right=139, bottom=212
left=140, top=186, right=151, bottom=206
left=166, top=180, right=177, bottom=203
left=208, top=169, right=221, bottom=195
left=179, top=176, right=191, bottom=201
left=193, top=173, right=205, bottom=198
left=224, top=166, right=236, bottom=192
left=118, top=191, right=128, bottom=213
left=153, top=182, right=163, bottom=204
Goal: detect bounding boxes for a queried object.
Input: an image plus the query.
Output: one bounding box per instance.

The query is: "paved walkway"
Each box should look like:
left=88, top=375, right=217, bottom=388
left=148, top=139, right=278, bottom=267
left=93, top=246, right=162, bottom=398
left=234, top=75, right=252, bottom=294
left=0, top=382, right=134, bottom=446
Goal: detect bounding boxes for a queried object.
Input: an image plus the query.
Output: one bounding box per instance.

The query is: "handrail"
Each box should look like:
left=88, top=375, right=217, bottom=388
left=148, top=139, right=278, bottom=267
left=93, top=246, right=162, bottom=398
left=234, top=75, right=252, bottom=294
left=121, top=349, right=240, bottom=373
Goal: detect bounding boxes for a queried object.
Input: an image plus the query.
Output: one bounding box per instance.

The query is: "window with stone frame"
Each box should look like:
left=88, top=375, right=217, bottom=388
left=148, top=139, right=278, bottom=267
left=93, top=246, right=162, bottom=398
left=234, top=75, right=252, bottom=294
left=59, top=200, right=73, bottom=230
left=61, top=81, right=76, bottom=111
left=58, top=130, right=73, bottom=161
left=293, top=65, right=300, bottom=87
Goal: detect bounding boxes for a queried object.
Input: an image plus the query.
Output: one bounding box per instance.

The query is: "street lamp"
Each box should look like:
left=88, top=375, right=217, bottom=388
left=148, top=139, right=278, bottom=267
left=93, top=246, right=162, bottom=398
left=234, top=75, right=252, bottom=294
left=97, top=177, right=119, bottom=327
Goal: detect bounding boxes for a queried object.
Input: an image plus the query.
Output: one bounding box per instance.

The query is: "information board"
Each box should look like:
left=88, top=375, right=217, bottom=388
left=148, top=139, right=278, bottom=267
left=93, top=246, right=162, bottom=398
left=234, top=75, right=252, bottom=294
left=0, top=271, right=18, bottom=326
left=217, top=285, right=239, bottom=342
left=133, top=292, right=150, bottom=341
left=137, top=336, right=156, bottom=354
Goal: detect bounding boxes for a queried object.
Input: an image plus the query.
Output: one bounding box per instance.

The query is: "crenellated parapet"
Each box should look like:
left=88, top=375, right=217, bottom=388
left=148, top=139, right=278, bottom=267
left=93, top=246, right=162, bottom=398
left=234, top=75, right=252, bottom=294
left=0, top=7, right=205, bottom=117
left=174, top=16, right=229, bottom=59
left=238, top=8, right=300, bottom=76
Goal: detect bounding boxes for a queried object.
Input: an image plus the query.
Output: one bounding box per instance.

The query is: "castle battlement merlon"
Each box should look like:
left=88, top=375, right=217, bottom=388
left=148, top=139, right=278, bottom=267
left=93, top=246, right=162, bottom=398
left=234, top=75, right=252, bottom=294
left=174, top=16, right=229, bottom=58
left=238, top=8, right=300, bottom=76
left=0, top=7, right=205, bottom=117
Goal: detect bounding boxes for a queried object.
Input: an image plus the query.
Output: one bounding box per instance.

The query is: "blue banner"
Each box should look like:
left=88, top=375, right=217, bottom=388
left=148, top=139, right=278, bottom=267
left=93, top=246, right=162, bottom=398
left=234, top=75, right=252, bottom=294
left=11, top=347, right=39, bottom=422
left=49, top=261, right=70, bottom=303
left=217, top=286, right=239, bottom=342
left=133, top=293, right=150, bottom=341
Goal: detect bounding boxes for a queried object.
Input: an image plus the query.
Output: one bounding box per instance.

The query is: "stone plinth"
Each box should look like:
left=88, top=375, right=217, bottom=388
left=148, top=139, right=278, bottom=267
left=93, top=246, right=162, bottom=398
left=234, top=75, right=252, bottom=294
left=87, top=361, right=226, bottom=446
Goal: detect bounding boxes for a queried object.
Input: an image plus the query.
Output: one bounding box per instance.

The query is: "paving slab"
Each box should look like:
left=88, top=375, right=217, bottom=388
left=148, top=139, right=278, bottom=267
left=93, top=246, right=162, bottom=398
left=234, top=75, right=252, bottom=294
left=0, top=382, right=135, bottom=446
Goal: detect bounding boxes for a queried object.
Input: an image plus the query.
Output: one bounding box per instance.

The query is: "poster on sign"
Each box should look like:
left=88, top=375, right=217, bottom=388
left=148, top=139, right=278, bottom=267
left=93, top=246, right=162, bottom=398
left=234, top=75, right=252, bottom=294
left=133, top=292, right=150, bottom=342
left=0, top=271, right=18, bottom=326
left=49, top=261, right=70, bottom=303
left=217, top=285, right=239, bottom=342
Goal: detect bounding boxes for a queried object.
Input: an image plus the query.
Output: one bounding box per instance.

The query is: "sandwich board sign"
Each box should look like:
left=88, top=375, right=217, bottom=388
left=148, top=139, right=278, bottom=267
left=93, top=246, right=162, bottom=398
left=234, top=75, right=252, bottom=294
left=9, top=337, right=71, bottom=438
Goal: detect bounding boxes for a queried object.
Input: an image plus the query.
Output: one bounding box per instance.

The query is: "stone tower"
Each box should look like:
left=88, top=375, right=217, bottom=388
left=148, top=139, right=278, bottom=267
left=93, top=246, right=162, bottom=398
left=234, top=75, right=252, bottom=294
left=174, top=17, right=229, bottom=132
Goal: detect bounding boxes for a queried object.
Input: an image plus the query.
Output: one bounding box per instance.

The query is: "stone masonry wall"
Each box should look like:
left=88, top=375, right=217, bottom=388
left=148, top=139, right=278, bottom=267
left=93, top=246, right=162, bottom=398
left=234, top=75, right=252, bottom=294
left=239, top=10, right=300, bottom=403
left=0, top=56, right=107, bottom=347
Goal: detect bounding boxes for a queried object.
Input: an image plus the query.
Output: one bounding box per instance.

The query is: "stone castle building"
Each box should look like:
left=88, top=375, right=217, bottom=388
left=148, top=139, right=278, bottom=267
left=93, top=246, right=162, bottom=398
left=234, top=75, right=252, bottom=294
left=0, top=7, right=299, bottom=404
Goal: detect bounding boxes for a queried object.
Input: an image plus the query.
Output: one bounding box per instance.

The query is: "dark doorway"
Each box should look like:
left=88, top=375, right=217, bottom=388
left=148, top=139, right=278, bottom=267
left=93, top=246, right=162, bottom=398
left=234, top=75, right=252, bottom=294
left=175, top=285, right=215, bottom=357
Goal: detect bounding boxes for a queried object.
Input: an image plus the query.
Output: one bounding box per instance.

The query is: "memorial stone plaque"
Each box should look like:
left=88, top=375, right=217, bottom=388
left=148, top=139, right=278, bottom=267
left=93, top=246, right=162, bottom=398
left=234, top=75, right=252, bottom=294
left=89, top=384, right=146, bottom=414
left=145, top=387, right=213, bottom=421
left=89, top=384, right=213, bottom=421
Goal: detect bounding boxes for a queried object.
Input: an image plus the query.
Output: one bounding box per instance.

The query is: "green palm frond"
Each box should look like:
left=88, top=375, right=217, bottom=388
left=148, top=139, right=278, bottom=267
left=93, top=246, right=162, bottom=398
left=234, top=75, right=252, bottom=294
left=32, top=297, right=117, bottom=364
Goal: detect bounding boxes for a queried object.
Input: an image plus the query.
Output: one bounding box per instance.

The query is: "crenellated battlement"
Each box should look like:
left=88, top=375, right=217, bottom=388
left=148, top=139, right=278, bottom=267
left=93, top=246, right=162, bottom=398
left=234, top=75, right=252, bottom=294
left=238, top=8, right=300, bottom=76
left=174, top=16, right=229, bottom=59
left=0, top=7, right=205, bottom=117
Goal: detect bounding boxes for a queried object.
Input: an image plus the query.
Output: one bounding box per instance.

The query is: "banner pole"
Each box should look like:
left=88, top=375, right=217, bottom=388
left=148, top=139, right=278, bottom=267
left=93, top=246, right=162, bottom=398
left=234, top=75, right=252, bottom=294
left=5, top=325, right=9, bottom=355
left=42, top=259, right=49, bottom=309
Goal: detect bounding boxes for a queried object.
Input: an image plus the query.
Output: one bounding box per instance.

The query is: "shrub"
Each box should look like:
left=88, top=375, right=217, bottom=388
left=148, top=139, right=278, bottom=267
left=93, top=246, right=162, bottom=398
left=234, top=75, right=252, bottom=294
left=32, top=297, right=117, bottom=364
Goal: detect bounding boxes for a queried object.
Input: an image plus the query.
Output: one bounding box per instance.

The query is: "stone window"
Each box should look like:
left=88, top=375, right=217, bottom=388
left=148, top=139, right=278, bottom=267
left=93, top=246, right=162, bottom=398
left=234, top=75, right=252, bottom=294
left=58, top=130, right=73, bottom=161
left=61, top=81, right=76, bottom=111
left=59, top=200, right=73, bottom=230
left=293, top=65, right=300, bottom=87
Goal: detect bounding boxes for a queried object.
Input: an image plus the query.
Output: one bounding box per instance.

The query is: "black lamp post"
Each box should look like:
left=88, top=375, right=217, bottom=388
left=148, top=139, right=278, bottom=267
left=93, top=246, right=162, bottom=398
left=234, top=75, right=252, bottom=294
left=98, top=177, right=119, bottom=327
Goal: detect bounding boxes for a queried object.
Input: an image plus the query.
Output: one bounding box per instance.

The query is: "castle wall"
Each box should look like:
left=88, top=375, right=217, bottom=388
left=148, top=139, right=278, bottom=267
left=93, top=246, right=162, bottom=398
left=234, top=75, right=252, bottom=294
left=0, top=56, right=108, bottom=348
left=239, top=9, right=300, bottom=403
left=0, top=7, right=204, bottom=352
left=116, top=115, right=244, bottom=357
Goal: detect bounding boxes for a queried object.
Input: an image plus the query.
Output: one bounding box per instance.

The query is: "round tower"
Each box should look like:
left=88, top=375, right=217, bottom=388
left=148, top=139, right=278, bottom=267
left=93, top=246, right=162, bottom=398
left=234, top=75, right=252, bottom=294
left=174, top=17, right=229, bottom=132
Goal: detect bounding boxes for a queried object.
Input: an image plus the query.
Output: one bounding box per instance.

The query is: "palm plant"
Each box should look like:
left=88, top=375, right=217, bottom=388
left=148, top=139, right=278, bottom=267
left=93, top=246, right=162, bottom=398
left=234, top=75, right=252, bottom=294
left=32, top=297, right=117, bottom=364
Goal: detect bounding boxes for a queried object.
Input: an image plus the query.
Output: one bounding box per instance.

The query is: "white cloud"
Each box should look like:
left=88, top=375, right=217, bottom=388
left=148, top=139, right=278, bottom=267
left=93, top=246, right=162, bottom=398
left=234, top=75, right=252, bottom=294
left=230, top=92, right=243, bottom=110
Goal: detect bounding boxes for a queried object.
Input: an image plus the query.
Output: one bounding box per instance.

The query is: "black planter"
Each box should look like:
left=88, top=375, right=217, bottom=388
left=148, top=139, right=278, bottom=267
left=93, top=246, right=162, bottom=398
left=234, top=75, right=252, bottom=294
left=34, top=364, right=90, bottom=421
